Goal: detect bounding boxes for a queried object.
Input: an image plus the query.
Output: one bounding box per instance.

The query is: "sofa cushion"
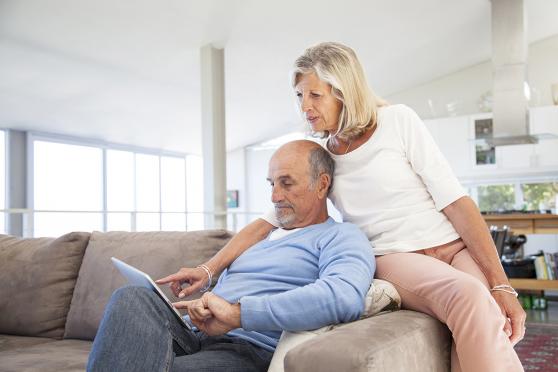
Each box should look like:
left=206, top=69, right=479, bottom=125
left=64, top=229, right=233, bottom=341
left=284, top=310, right=451, bottom=372
left=0, top=335, right=57, bottom=353
left=0, top=232, right=91, bottom=339
left=0, top=338, right=91, bottom=372
left=268, top=279, right=402, bottom=372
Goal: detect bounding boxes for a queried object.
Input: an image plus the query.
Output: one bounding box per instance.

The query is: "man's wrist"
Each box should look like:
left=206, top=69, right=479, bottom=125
left=231, top=302, right=242, bottom=329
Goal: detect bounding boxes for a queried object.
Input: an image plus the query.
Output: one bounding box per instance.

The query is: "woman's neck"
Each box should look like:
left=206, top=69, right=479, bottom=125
left=328, top=125, right=376, bottom=155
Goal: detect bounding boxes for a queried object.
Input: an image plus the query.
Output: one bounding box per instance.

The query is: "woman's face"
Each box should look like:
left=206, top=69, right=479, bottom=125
left=295, top=72, right=343, bottom=134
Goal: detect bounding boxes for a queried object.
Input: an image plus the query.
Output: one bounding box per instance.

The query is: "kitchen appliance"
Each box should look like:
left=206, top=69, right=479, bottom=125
left=499, top=232, right=536, bottom=278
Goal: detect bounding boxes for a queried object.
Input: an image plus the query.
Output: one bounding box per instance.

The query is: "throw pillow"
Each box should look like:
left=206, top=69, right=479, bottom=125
left=63, top=229, right=233, bottom=341
left=0, top=232, right=91, bottom=339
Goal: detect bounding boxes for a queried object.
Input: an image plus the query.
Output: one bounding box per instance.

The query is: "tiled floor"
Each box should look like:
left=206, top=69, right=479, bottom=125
left=525, top=299, right=558, bottom=324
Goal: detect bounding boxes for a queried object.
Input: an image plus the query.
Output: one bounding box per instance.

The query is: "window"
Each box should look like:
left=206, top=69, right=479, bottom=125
left=31, top=135, right=196, bottom=236
left=471, top=180, right=558, bottom=213
left=161, top=156, right=186, bottom=231
left=135, top=154, right=160, bottom=231
left=106, top=150, right=134, bottom=231
left=477, top=184, right=515, bottom=212
left=186, top=155, right=204, bottom=230
left=33, top=140, right=103, bottom=237
left=522, top=182, right=558, bottom=211
left=106, top=150, right=189, bottom=231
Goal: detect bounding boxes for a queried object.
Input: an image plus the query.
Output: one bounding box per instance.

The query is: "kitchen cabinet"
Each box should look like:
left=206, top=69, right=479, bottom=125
left=535, top=140, right=558, bottom=167
left=530, top=106, right=558, bottom=136
left=424, top=106, right=558, bottom=179
left=496, top=143, right=536, bottom=169
left=480, top=106, right=558, bottom=171
left=483, top=214, right=558, bottom=234
left=509, top=279, right=558, bottom=291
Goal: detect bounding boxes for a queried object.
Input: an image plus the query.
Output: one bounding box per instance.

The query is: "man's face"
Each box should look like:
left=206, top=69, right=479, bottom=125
left=267, top=149, right=322, bottom=229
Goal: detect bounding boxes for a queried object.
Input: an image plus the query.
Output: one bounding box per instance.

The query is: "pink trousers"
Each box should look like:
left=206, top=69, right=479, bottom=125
left=375, top=239, right=523, bottom=372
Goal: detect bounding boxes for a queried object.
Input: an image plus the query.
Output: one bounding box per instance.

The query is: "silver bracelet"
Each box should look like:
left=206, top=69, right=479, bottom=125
left=197, top=264, right=213, bottom=293
left=490, top=284, right=518, bottom=297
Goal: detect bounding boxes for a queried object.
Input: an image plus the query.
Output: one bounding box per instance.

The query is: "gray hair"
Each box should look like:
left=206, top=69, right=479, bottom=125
left=292, top=42, right=387, bottom=141
left=308, top=146, right=335, bottom=195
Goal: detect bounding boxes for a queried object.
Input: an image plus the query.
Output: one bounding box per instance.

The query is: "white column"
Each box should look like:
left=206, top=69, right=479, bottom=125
left=7, top=130, right=27, bottom=236
left=200, top=45, right=227, bottom=229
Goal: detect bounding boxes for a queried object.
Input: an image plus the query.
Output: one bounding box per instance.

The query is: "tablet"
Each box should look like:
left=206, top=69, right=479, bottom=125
left=111, top=257, right=192, bottom=330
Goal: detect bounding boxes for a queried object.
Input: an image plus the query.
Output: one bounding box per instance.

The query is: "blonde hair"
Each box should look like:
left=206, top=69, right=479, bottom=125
left=292, top=42, right=387, bottom=140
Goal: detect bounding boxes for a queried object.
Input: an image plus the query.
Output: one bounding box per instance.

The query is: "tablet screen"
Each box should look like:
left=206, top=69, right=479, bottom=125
left=111, top=257, right=192, bottom=330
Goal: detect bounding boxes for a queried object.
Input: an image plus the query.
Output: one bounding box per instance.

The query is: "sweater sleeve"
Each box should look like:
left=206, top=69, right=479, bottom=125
left=397, top=105, right=467, bottom=211
left=239, top=224, right=374, bottom=332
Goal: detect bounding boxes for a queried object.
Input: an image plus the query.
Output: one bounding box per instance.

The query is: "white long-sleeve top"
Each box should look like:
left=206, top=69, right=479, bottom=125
left=263, top=104, right=467, bottom=255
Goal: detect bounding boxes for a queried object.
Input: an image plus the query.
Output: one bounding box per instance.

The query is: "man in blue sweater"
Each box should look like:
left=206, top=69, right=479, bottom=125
left=87, top=140, right=375, bottom=372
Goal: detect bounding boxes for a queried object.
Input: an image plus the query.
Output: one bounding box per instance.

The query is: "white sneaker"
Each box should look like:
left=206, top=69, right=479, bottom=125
left=361, top=279, right=401, bottom=319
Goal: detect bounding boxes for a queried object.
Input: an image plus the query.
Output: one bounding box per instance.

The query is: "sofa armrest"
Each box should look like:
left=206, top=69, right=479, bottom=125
left=284, top=310, right=451, bottom=372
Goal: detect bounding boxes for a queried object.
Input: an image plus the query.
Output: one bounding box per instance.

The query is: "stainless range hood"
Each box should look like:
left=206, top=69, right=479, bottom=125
left=490, top=0, right=538, bottom=146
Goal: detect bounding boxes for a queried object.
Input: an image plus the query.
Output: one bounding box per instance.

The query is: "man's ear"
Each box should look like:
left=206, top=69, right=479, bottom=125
left=317, top=173, right=331, bottom=199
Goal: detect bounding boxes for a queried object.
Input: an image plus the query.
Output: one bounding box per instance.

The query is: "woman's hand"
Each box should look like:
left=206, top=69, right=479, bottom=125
left=492, top=291, right=526, bottom=346
left=156, top=267, right=209, bottom=298
left=156, top=219, right=274, bottom=299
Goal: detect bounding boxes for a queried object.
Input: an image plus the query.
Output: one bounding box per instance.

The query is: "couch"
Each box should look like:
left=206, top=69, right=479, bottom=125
left=0, top=230, right=451, bottom=371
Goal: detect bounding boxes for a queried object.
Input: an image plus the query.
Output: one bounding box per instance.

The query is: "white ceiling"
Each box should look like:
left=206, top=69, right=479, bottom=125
left=0, top=0, right=557, bottom=154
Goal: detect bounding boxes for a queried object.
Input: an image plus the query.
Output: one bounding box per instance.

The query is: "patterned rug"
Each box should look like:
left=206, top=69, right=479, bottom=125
left=516, top=323, right=558, bottom=371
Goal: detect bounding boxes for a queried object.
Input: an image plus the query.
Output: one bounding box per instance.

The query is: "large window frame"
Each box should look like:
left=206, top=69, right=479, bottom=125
left=465, top=175, right=558, bottom=213
left=27, top=131, right=195, bottom=236
left=0, top=130, right=5, bottom=234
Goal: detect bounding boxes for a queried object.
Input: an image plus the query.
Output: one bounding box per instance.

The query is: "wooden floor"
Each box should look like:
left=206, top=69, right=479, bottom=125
left=525, top=299, right=558, bottom=324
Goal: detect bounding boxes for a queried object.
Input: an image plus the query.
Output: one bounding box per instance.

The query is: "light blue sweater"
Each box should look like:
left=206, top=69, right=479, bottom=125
left=211, top=217, right=375, bottom=352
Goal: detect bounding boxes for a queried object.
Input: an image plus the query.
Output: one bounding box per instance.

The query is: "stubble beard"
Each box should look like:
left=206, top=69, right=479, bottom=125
left=275, top=206, right=296, bottom=228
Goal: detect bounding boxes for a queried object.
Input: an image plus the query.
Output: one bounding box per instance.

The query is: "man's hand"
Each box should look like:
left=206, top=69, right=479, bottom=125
left=492, top=291, right=526, bottom=346
left=174, top=292, right=241, bottom=336
left=155, top=267, right=209, bottom=298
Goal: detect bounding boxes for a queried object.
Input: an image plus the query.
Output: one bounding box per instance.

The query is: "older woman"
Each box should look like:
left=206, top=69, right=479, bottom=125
left=158, top=42, right=525, bottom=371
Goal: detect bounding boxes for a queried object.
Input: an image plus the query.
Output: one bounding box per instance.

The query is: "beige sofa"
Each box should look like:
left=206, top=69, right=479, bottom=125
left=0, top=230, right=451, bottom=371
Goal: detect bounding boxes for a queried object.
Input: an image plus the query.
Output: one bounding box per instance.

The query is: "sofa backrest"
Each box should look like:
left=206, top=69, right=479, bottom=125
left=0, top=232, right=91, bottom=339
left=63, top=229, right=233, bottom=341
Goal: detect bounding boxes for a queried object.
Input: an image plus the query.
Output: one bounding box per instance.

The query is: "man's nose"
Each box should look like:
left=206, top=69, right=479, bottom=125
left=271, top=186, right=283, bottom=203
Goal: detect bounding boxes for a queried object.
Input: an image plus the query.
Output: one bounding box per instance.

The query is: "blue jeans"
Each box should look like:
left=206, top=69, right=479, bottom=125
left=87, top=286, right=273, bottom=372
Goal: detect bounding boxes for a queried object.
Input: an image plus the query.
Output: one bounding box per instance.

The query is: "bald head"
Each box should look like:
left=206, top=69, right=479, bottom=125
left=267, top=140, right=334, bottom=229
left=272, top=140, right=321, bottom=159
left=272, top=140, right=335, bottom=192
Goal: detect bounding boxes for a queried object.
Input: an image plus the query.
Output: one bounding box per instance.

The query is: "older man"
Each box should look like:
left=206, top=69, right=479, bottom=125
left=87, top=140, right=374, bottom=372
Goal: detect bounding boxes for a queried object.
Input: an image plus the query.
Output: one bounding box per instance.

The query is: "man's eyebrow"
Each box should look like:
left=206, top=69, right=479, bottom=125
left=266, top=175, right=294, bottom=183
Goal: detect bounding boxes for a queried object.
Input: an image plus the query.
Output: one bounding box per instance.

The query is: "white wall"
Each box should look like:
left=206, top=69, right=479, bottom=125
left=227, top=147, right=274, bottom=229
left=244, top=148, right=275, bottom=218
left=524, top=234, right=558, bottom=257
left=385, top=35, right=558, bottom=119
